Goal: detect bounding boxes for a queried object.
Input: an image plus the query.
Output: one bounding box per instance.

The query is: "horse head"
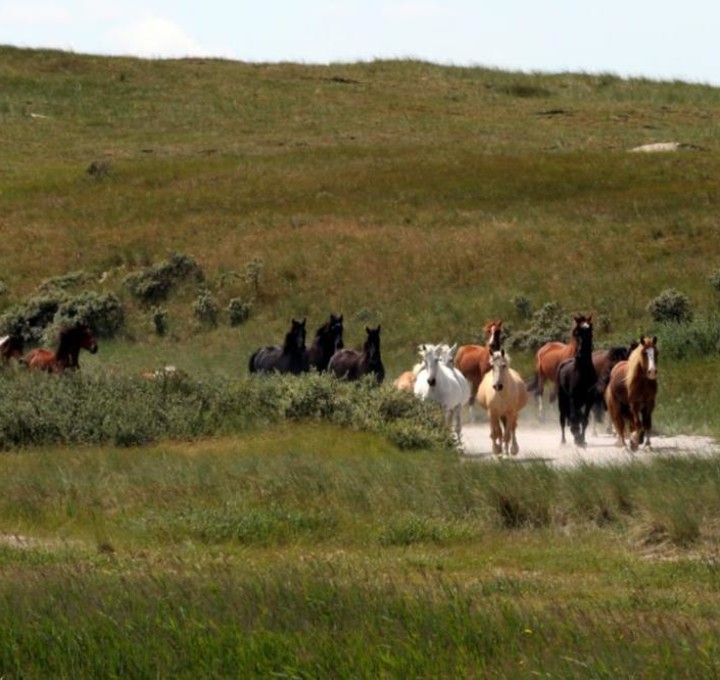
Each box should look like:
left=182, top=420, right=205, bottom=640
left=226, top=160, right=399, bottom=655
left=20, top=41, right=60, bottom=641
left=418, top=343, right=440, bottom=387
left=439, top=343, right=457, bottom=367
left=288, top=318, right=307, bottom=352
left=0, top=334, right=25, bottom=362
left=485, top=320, right=503, bottom=352
left=639, top=336, right=658, bottom=380
left=490, top=349, right=509, bottom=391
left=78, top=322, right=99, bottom=354
left=364, top=325, right=381, bottom=362
left=329, top=314, right=344, bottom=351
left=575, top=317, right=593, bottom=356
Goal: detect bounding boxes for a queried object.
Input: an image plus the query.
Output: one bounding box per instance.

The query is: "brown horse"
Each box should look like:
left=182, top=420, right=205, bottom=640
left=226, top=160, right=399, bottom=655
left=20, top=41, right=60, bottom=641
left=605, top=337, right=658, bottom=451
left=454, top=320, right=503, bottom=409
left=590, top=345, right=633, bottom=434
left=527, top=314, right=591, bottom=417
left=24, top=322, right=98, bottom=373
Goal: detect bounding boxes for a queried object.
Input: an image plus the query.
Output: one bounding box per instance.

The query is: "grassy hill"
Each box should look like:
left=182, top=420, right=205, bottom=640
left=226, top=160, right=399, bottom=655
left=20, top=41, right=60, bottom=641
left=3, top=46, right=720, bottom=381
left=4, top=47, right=720, bottom=676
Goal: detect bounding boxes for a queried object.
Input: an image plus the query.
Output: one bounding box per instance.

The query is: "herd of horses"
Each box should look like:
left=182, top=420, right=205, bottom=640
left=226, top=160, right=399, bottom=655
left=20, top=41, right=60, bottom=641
left=247, top=313, right=659, bottom=456
left=0, top=313, right=659, bottom=456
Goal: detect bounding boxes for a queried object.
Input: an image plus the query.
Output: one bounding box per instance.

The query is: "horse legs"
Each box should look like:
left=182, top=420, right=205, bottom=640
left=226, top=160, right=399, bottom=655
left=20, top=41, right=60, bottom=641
left=506, top=414, right=520, bottom=456
left=453, top=406, right=463, bottom=442
left=489, top=414, right=502, bottom=456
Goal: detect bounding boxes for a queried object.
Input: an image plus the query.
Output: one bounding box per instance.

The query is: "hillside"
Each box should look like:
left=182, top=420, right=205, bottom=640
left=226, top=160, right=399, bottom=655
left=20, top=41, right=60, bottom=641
left=2, top=45, right=720, bottom=379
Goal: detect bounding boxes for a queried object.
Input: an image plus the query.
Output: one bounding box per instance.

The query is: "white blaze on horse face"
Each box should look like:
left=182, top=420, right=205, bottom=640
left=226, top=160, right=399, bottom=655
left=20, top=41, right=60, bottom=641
left=491, top=352, right=507, bottom=391
left=645, top=347, right=657, bottom=379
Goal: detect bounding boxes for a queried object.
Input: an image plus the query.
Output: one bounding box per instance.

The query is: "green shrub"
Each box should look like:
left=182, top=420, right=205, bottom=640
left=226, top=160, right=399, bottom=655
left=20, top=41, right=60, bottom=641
left=192, top=290, right=219, bottom=327
left=646, top=288, right=693, bottom=324
left=508, top=302, right=571, bottom=351
left=56, top=291, right=125, bottom=338
left=227, top=297, right=252, bottom=326
left=123, top=252, right=204, bottom=304
left=656, top=313, right=720, bottom=359
left=151, top=306, right=169, bottom=336
left=0, top=295, right=61, bottom=342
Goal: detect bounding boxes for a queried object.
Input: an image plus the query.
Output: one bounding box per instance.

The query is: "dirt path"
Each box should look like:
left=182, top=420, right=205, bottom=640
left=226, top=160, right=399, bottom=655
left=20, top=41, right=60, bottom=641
left=460, top=416, right=718, bottom=468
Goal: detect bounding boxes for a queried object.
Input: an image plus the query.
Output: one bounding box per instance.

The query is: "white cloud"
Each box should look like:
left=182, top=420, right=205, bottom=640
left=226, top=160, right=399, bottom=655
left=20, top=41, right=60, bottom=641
left=106, top=16, right=208, bottom=58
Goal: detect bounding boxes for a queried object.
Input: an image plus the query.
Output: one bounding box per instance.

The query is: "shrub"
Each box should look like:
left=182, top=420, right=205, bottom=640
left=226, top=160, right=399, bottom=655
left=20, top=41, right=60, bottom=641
left=123, top=252, right=204, bottom=304
left=646, top=288, right=693, bottom=324
left=193, top=290, right=219, bottom=327
left=508, top=302, right=570, bottom=351
left=0, top=296, right=61, bottom=343
left=151, top=306, right=169, bottom=336
left=228, top=297, right=252, bottom=326
left=656, top=313, right=720, bottom=359
left=710, top=269, right=720, bottom=294
left=37, top=270, right=91, bottom=294
left=56, top=291, right=125, bottom=338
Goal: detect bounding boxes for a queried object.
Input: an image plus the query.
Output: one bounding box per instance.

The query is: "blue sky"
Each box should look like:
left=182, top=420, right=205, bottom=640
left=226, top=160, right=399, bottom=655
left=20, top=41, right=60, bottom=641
left=1, top=0, right=719, bottom=85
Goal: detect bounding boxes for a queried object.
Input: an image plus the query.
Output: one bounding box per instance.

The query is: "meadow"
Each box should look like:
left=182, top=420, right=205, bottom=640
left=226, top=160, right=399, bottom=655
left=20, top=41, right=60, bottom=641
left=2, top=45, right=720, bottom=676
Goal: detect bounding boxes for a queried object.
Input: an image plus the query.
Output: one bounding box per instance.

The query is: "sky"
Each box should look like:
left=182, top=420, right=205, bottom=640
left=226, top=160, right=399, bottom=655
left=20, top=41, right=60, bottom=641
left=1, top=0, right=719, bottom=86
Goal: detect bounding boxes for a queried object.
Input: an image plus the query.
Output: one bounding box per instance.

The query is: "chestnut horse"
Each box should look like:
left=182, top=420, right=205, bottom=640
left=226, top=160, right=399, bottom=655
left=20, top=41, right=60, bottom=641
left=605, top=337, right=658, bottom=451
left=454, top=320, right=503, bottom=410
left=24, top=322, right=98, bottom=373
left=527, top=314, right=591, bottom=417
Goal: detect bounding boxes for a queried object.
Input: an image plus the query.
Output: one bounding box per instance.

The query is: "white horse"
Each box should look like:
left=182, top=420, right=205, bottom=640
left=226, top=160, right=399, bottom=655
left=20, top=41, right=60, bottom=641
left=476, top=350, right=528, bottom=456
left=439, top=343, right=471, bottom=415
left=414, top=343, right=466, bottom=440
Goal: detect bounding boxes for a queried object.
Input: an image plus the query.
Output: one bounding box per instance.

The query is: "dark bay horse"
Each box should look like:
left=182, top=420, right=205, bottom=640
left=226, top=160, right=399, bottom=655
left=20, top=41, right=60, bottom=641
left=556, top=317, right=596, bottom=447
left=307, top=314, right=344, bottom=372
left=527, top=314, right=591, bottom=417
left=248, top=318, right=309, bottom=375
left=454, top=320, right=503, bottom=407
left=605, top=337, right=658, bottom=451
left=590, top=345, right=632, bottom=433
left=0, top=334, right=25, bottom=365
left=328, top=325, right=385, bottom=384
left=24, top=322, right=98, bottom=373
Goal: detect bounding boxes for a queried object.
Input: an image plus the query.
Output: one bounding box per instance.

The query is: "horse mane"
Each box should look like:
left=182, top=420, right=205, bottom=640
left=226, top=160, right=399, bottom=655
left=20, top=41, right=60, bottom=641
left=626, top=338, right=653, bottom=389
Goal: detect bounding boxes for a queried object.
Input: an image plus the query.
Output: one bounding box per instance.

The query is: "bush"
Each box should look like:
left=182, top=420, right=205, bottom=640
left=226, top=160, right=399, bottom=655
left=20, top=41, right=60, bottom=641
left=123, top=252, right=204, bottom=304
left=228, top=298, right=252, bottom=326
left=151, top=306, right=169, bottom=336
left=56, top=291, right=125, bottom=338
left=646, top=288, right=693, bottom=324
left=193, top=290, right=219, bottom=327
left=0, top=296, right=61, bottom=343
left=656, top=313, right=720, bottom=360
left=710, top=269, right=720, bottom=294
left=508, top=302, right=571, bottom=351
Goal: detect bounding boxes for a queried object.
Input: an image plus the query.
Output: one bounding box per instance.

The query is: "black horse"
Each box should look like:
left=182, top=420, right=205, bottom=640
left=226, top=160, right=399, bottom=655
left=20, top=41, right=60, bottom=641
left=0, top=333, right=25, bottom=365
left=556, top=317, right=597, bottom=447
left=328, top=325, right=385, bottom=384
left=307, top=313, right=344, bottom=372
left=248, top=318, right=309, bottom=375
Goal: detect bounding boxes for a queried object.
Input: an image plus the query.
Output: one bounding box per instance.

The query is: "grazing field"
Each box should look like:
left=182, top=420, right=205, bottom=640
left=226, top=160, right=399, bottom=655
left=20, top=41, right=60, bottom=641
left=2, top=45, right=720, bottom=675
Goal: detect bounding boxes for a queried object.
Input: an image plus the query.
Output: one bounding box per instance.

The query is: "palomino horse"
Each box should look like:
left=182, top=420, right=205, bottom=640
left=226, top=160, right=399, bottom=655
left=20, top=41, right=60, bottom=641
left=476, top=349, right=528, bottom=456
left=454, top=320, right=503, bottom=410
left=527, top=314, right=591, bottom=417
left=0, top=334, right=25, bottom=365
left=605, top=337, right=659, bottom=451
left=248, top=318, right=309, bottom=375
left=556, top=317, right=596, bottom=447
left=24, top=322, right=98, bottom=373
left=414, top=343, right=466, bottom=440
left=307, top=313, right=344, bottom=372
left=328, top=326, right=385, bottom=384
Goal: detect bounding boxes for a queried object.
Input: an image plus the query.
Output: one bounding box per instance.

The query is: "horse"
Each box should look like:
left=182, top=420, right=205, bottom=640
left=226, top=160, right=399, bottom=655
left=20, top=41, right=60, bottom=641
left=590, top=345, right=632, bottom=435
left=0, top=334, right=25, bottom=365
left=414, top=343, right=466, bottom=440
left=393, top=369, right=418, bottom=392
left=440, top=343, right=471, bottom=412
left=24, top=321, right=98, bottom=373
left=556, top=317, right=597, bottom=447
left=527, top=314, right=591, bottom=417
left=476, top=349, right=528, bottom=456
left=605, top=337, right=659, bottom=451
left=307, top=313, right=344, bottom=372
left=248, top=318, right=309, bottom=375
left=328, top=326, right=385, bottom=384
left=454, top=320, right=503, bottom=413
